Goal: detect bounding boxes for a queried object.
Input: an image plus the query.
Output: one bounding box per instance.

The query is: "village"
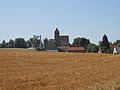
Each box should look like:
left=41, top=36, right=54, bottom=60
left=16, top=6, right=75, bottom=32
left=0, top=28, right=120, bottom=54
left=39, top=28, right=120, bottom=54
left=1, top=0, right=120, bottom=90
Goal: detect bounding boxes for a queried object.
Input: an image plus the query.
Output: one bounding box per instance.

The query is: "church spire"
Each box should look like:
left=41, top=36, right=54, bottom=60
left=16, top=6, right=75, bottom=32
left=55, top=28, right=59, bottom=33
left=54, top=28, right=60, bottom=41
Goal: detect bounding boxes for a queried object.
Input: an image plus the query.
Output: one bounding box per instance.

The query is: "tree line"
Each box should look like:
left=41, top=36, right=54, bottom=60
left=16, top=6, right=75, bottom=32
left=0, top=34, right=120, bottom=53
left=0, top=37, right=49, bottom=49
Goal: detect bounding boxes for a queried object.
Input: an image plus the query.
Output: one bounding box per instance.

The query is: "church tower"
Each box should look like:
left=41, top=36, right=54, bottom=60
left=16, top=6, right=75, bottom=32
left=54, top=28, right=60, bottom=46
left=54, top=28, right=69, bottom=46
left=54, top=28, right=60, bottom=41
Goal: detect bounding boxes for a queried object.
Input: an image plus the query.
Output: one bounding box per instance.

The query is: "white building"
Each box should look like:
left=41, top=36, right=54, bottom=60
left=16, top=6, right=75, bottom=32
left=113, top=47, right=120, bottom=54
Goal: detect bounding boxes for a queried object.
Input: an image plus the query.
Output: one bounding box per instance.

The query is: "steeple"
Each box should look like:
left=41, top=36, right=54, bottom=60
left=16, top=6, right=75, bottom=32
left=54, top=28, right=60, bottom=41
left=55, top=28, right=59, bottom=33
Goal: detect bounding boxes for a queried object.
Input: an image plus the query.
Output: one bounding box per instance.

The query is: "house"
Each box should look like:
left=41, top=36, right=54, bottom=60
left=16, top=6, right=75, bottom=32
left=109, top=43, right=115, bottom=51
left=58, top=46, right=85, bottom=53
left=98, top=43, right=115, bottom=53
left=113, top=47, right=120, bottom=54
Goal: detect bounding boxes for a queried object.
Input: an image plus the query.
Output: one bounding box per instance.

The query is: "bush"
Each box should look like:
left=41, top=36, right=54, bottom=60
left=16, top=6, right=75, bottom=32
left=87, top=43, right=99, bottom=53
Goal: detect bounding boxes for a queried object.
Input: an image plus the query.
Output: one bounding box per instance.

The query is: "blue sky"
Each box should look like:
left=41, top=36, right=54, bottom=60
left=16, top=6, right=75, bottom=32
left=0, top=0, right=120, bottom=44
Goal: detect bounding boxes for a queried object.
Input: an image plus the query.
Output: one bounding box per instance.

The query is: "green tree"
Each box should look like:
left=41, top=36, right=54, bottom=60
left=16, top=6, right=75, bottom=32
left=115, top=40, right=120, bottom=44
left=99, top=34, right=110, bottom=53
left=1, top=40, right=6, bottom=48
left=6, top=39, right=14, bottom=48
left=15, top=38, right=27, bottom=48
left=27, top=38, right=34, bottom=48
left=87, top=43, right=99, bottom=53
left=116, top=42, right=120, bottom=47
left=72, top=37, right=90, bottom=49
left=27, top=37, right=42, bottom=48
left=43, top=38, right=49, bottom=50
left=102, top=34, right=110, bottom=49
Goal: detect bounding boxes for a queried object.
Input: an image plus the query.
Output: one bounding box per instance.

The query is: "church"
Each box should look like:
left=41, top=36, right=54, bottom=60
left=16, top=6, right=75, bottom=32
left=54, top=28, right=69, bottom=46
left=47, top=28, right=69, bottom=52
left=47, top=28, right=85, bottom=52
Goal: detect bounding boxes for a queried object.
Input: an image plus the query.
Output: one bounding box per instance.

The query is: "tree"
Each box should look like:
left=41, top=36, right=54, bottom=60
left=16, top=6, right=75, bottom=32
left=114, top=40, right=120, bottom=47
left=0, top=40, right=6, bottom=48
left=87, top=43, right=99, bottom=53
left=43, top=38, right=49, bottom=50
left=102, top=34, right=110, bottom=49
left=27, top=38, right=40, bottom=48
left=116, top=42, right=120, bottom=47
left=72, top=37, right=90, bottom=49
left=27, top=38, right=34, bottom=48
left=15, top=38, right=27, bottom=48
left=6, top=39, right=14, bottom=48
left=99, top=34, right=110, bottom=53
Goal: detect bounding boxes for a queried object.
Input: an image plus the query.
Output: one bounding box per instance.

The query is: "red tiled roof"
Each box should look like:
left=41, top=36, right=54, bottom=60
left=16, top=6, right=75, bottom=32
left=58, top=46, right=85, bottom=51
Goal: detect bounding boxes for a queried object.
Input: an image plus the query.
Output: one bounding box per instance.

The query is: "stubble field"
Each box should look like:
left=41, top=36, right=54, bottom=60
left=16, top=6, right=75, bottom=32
left=0, top=50, right=120, bottom=90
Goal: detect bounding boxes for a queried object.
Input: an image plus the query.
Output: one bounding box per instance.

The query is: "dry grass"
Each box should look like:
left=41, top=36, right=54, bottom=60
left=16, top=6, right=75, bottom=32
left=0, top=50, right=120, bottom=90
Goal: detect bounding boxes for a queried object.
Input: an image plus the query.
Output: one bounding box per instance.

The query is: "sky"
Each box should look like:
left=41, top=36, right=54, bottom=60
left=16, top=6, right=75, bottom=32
left=0, top=0, right=120, bottom=44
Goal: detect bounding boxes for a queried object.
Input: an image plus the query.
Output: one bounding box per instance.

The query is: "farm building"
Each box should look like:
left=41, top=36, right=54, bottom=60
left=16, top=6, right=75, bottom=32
left=58, top=46, right=85, bottom=53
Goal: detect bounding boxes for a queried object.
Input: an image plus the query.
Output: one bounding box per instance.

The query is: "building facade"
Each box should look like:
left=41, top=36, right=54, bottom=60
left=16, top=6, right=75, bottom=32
left=54, top=28, right=69, bottom=46
left=47, top=28, right=69, bottom=52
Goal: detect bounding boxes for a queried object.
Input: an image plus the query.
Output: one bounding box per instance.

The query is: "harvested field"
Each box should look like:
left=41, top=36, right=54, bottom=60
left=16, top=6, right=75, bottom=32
left=0, top=50, right=120, bottom=90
